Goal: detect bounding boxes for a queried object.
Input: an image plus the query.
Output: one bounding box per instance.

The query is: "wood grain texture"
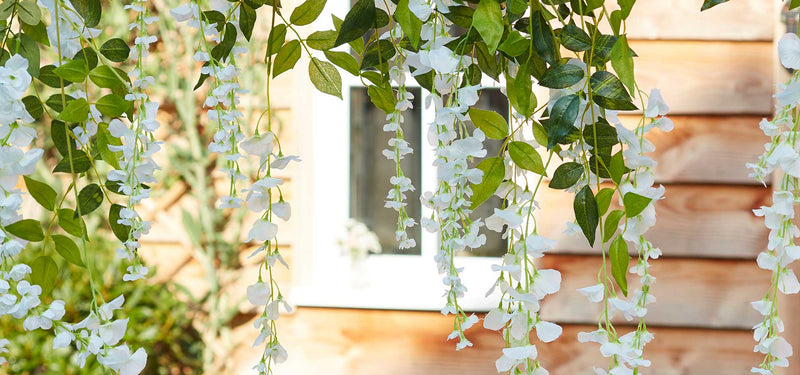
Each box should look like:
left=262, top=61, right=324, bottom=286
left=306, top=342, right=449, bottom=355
left=538, top=255, right=767, bottom=329
left=631, top=41, right=773, bottom=115
left=623, top=0, right=774, bottom=41
left=618, top=115, right=769, bottom=184
left=536, top=185, right=770, bottom=259
left=231, top=308, right=761, bottom=374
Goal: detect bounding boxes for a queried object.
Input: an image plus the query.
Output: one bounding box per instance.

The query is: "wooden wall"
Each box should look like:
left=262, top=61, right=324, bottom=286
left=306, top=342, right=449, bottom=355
left=140, top=1, right=782, bottom=374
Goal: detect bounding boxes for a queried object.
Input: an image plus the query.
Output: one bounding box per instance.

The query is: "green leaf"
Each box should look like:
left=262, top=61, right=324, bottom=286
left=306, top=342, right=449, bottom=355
left=24, top=176, right=57, bottom=211
left=443, top=6, right=473, bottom=28
left=46, top=94, right=75, bottom=113
left=22, top=95, right=43, bottom=119
left=367, top=84, right=396, bottom=114
left=324, top=50, right=359, bottom=76
left=290, top=0, right=326, bottom=26
left=617, top=0, right=635, bottom=18
left=51, top=121, right=75, bottom=156
left=475, top=42, right=500, bottom=80
left=623, top=192, right=652, bottom=218
left=57, top=208, right=86, bottom=238
left=609, top=235, right=630, bottom=296
left=96, top=122, right=122, bottom=169
left=53, top=59, right=89, bottom=83
left=39, top=65, right=69, bottom=88
left=701, top=0, right=729, bottom=11
left=57, top=98, right=89, bottom=122
left=539, top=62, right=584, bottom=89
left=583, top=119, right=619, bottom=149
left=0, top=0, right=14, bottom=19
left=470, top=157, right=505, bottom=210
left=360, top=39, right=395, bottom=72
left=609, top=150, right=628, bottom=184
left=595, top=188, right=614, bottom=216
left=210, top=23, right=237, bottom=62
left=10, top=34, right=39, bottom=77
left=394, top=0, right=422, bottom=48
left=497, top=30, right=528, bottom=57
left=590, top=71, right=637, bottom=111
left=266, top=24, right=287, bottom=57
left=272, top=40, right=302, bottom=78
left=333, top=0, right=375, bottom=47
left=531, top=121, right=548, bottom=147
left=610, top=35, right=635, bottom=94
left=609, top=10, right=622, bottom=35
left=603, top=209, right=624, bottom=243
left=547, top=94, right=580, bottom=148
left=513, top=65, right=535, bottom=117
left=549, top=162, right=583, bottom=189
left=109, top=204, right=131, bottom=241
left=95, top=94, right=128, bottom=118
left=472, top=0, right=503, bottom=53
left=560, top=24, right=591, bottom=52
left=31, top=256, right=58, bottom=296
left=309, top=57, right=342, bottom=99
left=6, top=219, right=44, bottom=241
left=17, top=0, right=41, bottom=26
left=52, top=234, right=85, bottom=267
left=530, top=10, right=557, bottom=65
left=574, top=185, right=599, bottom=246
left=69, top=0, right=101, bottom=27
left=588, top=34, right=617, bottom=67
left=100, top=38, right=131, bottom=62
left=306, top=29, right=337, bottom=50
left=73, top=48, right=98, bottom=71
left=791, top=0, right=800, bottom=10
left=53, top=150, right=91, bottom=174
left=89, top=65, right=126, bottom=89
left=468, top=107, right=508, bottom=140
left=239, top=3, right=256, bottom=40
left=508, top=141, right=545, bottom=175
left=77, top=183, right=103, bottom=215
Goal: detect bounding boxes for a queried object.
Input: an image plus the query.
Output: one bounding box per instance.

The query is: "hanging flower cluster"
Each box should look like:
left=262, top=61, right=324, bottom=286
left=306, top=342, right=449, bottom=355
left=747, top=32, right=800, bottom=374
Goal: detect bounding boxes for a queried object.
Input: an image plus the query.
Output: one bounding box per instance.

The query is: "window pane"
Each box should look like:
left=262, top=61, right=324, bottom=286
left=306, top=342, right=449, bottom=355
left=462, top=88, right=509, bottom=258
left=349, top=87, right=423, bottom=255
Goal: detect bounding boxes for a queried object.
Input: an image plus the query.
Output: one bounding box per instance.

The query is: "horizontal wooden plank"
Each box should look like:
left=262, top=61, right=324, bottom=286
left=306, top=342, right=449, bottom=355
left=631, top=41, right=773, bottom=115
left=619, top=115, right=769, bottom=184
left=537, top=184, right=769, bottom=258
left=538, top=255, right=767, bottom=329
left=228, top=308, right=761, bottom=374
left=622, top=0, right=774, bottom=41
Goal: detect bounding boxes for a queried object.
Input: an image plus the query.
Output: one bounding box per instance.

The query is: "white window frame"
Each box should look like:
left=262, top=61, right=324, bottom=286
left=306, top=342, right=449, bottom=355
left=290, top=4, right=516, bottom=311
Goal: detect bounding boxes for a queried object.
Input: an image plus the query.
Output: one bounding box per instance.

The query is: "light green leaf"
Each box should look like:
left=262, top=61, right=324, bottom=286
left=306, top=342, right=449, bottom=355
left=17, top=0, right=41, bottom=26
left=468, top=107, right=508, bottom=140
left=367, top=84, right=396, bottom=115
left=595, top=187, right=614, bottom=216
left=95, top=94, right=128, bottom=118
left=24, top=176, right=57, bottom=211
left=53, top=59, right=89, bottom=83
left=617, top=0, right=635, bottom=17
left=57, top=208, right=86, bottom=238
left=272, top=40, right=301, bottom=78
left=603, top=209, right=624, bottom=243
left=609, top=235, right=630, bottom=296
left=57, top=98, right=89, bottom=122
left=306, top=29, right=337, bottom=50
left=472, top=0, right=502, bottom=53
left=52, top=234, right=85, bottom=267
left=89, top=65, right=126, bottom=88
left=31, top=256, right=58, bottom=296
left=6, top=219, right=44, bottom=242
left=574, top=185, right=599, bottom=246
left=290, top=0, right=326, bottom=26
left=623, top=192, right=652, bottom=218
left=470, top=157, right=505, bottom=210
left=394, top=0, right=422, bottom=48
left=610, top=35, right=635, bottom=94
left=549, top=162, right=583, bottom=189
left=508, top=141, right=545, bottom=175
left=324, top=50, right=359, bottom=76
left=96, top=123, right=122, bottom=169
left=266, top=24, right=287, bottom=57
left=308, top=57, right=342, bottom=99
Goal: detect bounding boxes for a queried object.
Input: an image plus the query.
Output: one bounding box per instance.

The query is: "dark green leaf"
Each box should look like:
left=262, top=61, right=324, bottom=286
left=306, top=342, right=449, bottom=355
left=539, top=62, right=584, bottom=89
left=468, top=107, right=508, bottom=139
left=52, top=234, right=85, bottom=267
left=530, top=10, right=557, bottom=65
left=547, top=94, right=580, bottom=148
left=31, top=256, right=58, bottom=296
left=53, top=150, right=91, bottom=174
left=470, top=157, right=505, bottom=209
left=22, top=95, right=42, bottom=119
left=51, top=121, right=76, bottom=156
left=69, top=0, right=101, bottom=27
left=290, top=0, right=326, bottom=26
left=210, top=23, right=237, bottom=62
left=360, top=39, right=395, bottom=72
left=333, top=0, right=375, bottom=47
left=472, top=0, right=502, bottom=53
left=508, top=141, right=545, bottom=175
left=791, top=0, right=800, bottom=10
left=109, top=204, right=131, bottom=241
left=10, top=34, right=39, bottom=77
left=609, top=235, right=630, bottom=296
left=443, top=5, right=472, bottom=28
left=39, top=65, right=69, bottom=88
left=603, top=209, right=624, bottom=243
left=57, top=98, right=89, bottom=122
left=100, top=38, right=130, bottom=62
left=475, top=42, right=500, bottom=80
left=623, top=192, right=652, bottom=218
left=45, top=93, right=74, bottom=113
left=273, top=40, right=302, bottom=78
left=574, top=185, right=599, bottom=246
left=583, top=118, right=619, bottom=148
left=24, top=176, right=57, bottom=211
left=95, top=94, right=128, bottom=118
left=6, top=219, right=44, bottom=241
left=549, top=162, right=583, bottom=189
left=57, top=208, right=86, bottom=238
left=239, top=4, right=256, bottom=40
left=73, top=48, right=98, bottom=71
left=588, top=33, right=617, bottom=66
left=77, top=183, right=103, bottom=215
left=309, top=57, right=342, bottom=98
left=590, top=71, right=637, bottom=110
left=701, top=0, right=729, bottom=11
left=560, top=24, right=591, bottom=52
